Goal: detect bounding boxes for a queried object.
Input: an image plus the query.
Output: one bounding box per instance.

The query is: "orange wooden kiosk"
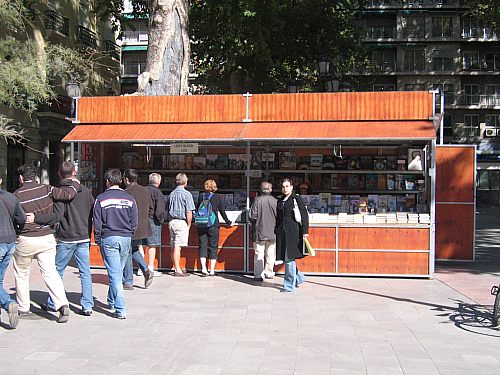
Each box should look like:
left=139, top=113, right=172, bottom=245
left=62, top=91, right=476, bottom=277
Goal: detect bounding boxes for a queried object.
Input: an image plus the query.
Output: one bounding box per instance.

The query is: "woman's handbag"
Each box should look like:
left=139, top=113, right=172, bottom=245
left=293, top=197, right=302, bottom=224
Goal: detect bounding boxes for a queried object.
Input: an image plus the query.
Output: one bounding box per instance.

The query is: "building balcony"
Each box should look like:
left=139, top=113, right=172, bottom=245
left=364, top=0, right=461, bottom=8
left=44, top=10, right=69, bottom=36
left=121, top=30, right=149, bottom=44
left=104, top=40, right=120, bottom=60
left=461, top=29, right=498, bottom=40
left=364, top=26, right=397, bottom=40
left=76, top=25, right=97, bottom=49
left=456, top=94, right=500, bottom=107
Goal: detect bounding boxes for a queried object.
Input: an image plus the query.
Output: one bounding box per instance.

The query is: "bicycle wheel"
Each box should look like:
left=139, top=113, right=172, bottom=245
left=493, top=287, right=500, bottom=327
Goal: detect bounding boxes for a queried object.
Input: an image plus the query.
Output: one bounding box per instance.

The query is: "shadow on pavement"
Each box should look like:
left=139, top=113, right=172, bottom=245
left=218, top=273, right=281, bottom=290
left=307, top=280, right=500, bottom=337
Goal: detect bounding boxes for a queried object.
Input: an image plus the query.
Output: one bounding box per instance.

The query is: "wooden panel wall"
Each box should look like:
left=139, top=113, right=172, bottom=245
left=435, top=145, right=475, bottom=261
left=339, top=228, right=430, bottom=250
left=338, top=252, right=429, bottom=274
left=77, top=92, right=433, bottom=125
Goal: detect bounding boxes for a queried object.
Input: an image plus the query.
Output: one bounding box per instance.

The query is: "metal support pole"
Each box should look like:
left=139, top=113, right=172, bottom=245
left=440, top=92, right=445, bottom=145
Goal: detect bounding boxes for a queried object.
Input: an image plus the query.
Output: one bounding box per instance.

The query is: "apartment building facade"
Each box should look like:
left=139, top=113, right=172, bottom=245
left=0, top=0, right=120, bottom=191
left=355, top=0, right=500, bottom=205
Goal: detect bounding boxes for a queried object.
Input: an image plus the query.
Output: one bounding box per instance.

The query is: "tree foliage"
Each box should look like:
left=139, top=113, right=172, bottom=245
left=190, top=0, right=368, bottom=93
left=465, top=0, right=500, bottom=36
left=0, top=0, right=94, bottom=142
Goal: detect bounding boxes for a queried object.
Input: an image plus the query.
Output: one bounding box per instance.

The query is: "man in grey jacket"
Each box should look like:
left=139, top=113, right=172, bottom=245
left=249, top=181, right=277, bottom=281
left=0, top=176, right=26, bottom=328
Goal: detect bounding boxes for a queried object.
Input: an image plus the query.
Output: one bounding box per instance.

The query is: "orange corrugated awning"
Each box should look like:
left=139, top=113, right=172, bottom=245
left=62, top=120, right=436, bottom=143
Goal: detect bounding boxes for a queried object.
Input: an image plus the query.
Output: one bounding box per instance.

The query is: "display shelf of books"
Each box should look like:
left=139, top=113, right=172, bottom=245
left=79, top=143, right=99, bottom=195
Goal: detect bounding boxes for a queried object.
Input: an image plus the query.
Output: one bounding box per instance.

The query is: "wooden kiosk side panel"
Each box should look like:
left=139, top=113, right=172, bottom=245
left=435, top=146, right=475, bottom=261
left=338, top=228, right=430, bottom=250
left=338, top=252, right=429, bottom=275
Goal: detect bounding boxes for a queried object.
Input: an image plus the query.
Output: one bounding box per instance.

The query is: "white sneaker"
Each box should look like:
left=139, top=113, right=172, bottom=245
left=136, top=269, right=143, bottom=276
left=152, top=269, right=163, bottom=277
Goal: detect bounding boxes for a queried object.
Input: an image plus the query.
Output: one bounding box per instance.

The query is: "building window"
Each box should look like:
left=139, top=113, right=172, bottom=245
left=122, top=53, right=147, bottom=76
left=373, top=84, right=395, bottom=91
left=404, top=83, right=426, bottom=91
left=371, top=50, right=396, bottom=72
left=485, top=85, right=500, bottom=106
left=432, top=16, right=453, bottom=38
left=366, top=26, right=396, bottom=39
left=462, top=51, right=480, bottom=70
left=401, top=16, right=425, bottom=38
left=462, top=17, right=480, bottom=38
left=485, top=114, right=500, bottom=128
left=403, top=48, right=425, bottom=71
left=122, top=23, right=149, bottom=43
left=432, top=50, right=454, bottom=71
left=443, top=114, right=453, bottom=137
left=485, top=52, right=500, bottom=71
left=463, top=84, right=480, bottom=105
left=432, top=83, right=454, bottom=108
left=464, top=114, right=480, bottom=136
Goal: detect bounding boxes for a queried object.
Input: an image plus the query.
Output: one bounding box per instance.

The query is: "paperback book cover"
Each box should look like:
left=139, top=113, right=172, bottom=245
left=193, top=156, right=206, bottom=170
left=349, top=195, right=361, bottom=214
left=335, top=159, right=348, bottom=170
left=357, top=174, right=366, bottom=190
left=365, top=174, right=378, bottom=190
left=348, top=156, right=360, bottom=170
left=322, top=155, right=336, bottom=169
left=378, top=195, right=388, bottom=212
left=347, top=174, right=359, bottom=190
left=386, top=156, right=398, bottom=170
left=387, top=174, right=395, bottom=190
left=388, top=196, right=397, bottom=212
left=279, top=151, right=296, bottom=169
left=359, top=156, right=373, bottom=170
left=378, top=174, right=387, bottom=190
left=310, top=154, right=324, bottom=169
left=206, top=154, right=218, bottom=169
left=396, top=196, right=407, bottom=212
left=373, top=156, right=386, bottom=171
left=297, top=156, right=310, bottom=170
left=395, top=174, right=404, bottom=190
left=368, top=194, right=379, bottom=213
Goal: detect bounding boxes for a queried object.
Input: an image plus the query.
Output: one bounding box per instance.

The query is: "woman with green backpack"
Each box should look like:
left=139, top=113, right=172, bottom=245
left=195, top=179, right=232, bottom=276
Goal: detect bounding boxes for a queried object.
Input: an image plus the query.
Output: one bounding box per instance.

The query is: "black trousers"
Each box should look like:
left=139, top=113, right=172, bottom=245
left=198, top=226, right=220, bottom=259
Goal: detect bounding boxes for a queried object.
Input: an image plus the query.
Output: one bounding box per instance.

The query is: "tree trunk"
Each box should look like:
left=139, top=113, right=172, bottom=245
left=137, top=0, right=190, bottom=96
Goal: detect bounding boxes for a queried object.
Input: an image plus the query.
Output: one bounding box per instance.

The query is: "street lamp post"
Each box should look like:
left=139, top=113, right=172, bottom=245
left=65, top=80, right=81, bottom=163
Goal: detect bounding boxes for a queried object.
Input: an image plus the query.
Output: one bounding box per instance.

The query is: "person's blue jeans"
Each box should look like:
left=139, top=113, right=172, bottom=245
left=0, top=242, right=15, bottom=311
left=123, top=239, right=149, bottom=286
left=46, top=242, right=94, bottom=312
left=100, top=236, right=131, bottom=317
left=283, top=260, right=305, bottom=292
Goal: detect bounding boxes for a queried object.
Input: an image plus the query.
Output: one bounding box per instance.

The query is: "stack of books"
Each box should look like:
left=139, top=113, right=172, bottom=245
left=408, top=213, right=419, bottom=224
left=345, top=214, right=355, bottom=224
left=364, top=214, right=377, bottom=224
left=354, top=214, right=364, bottom=223
left=397, top=212, right=408, bottom=224
left=376, top=213, right=387, bottom=224
left=419, top=213, right=430, bottom=224
left=386, top=213, right=397, bottom=224
left=338, top=213, right=348, bottom=223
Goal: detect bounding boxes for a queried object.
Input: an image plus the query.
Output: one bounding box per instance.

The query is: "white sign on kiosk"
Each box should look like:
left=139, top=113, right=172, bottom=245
left=170, top=143, right=199, bottom=154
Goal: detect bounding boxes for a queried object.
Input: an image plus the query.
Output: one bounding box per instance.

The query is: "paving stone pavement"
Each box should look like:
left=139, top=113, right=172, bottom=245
left=1, top=206, right=499, bottom=374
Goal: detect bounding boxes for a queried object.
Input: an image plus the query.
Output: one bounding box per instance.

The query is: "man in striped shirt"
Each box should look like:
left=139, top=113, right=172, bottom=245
left=14, top=164, right=79, bottom=323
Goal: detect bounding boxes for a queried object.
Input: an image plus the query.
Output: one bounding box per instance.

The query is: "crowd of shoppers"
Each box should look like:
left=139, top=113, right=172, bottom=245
left=0, top=163, right=310, bottom=328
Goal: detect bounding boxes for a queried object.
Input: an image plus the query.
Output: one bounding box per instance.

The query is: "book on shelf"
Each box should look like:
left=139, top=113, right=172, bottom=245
left=386, top=174, right=395, bottom=190
left=359, top=156, right=373, bottom=170
left=338, top=213, right=348, bottom=223
left=193, top=156, right=206, bottom=169
left=419, top=213, right=430, bottom=224
left=279, top=151, right=296, bottom=169
left=132, top=154, right=145, bottom=169
left=347, top=156, right=360, bottom=170
left=331, top=195, right=343, bottom=207
left=354, top=214, right=364, bottom=223
left=178, top=155, right=186, bottom=169
left=251, top=151, right=262, bottom=169
left=349, top=195, right=361, bottom=214
left=229, top=174, right=243, bottom=189
left=364, top=214, right=377, bottom=224
left=152, top=155, right=163, bottom=169
left=347, top=174, right=359, bottom=190
left=388, top=196, right=397, bottom=212
left=405, top=195, right=416, bottom=210
left=309, top=154, right=323, bottom=169
left=378, top=195, right=388, bottom=212
left=408, top=148, right=424, bottom=171
left=396, top=196, right=406, bottom=212
left=185, top=155, right=194, bottom=170
left=323, top=155, right=335, bottom=169
left=375, top=213, right=386, bottom=223
left=395, top=174, right=404, bottom=190
left=206, top=154, right=218, bottom=169
left=318, top=192, right=332, bottom=206
left=397, top=158, right=407, bottom=171
left=407, top=213, right=419, bottom=224
left=386, top=156, right=397, bottom=170
left=332, top=174, right=348, bottom=190
left=365, top=174, right=378, bottom=190
left=368, top=194, right=379, bottom=213
left=378, top=174, right=387, bottom=190
left=417, top=179, right=425, bottom=191
left=404, top=175, right=416, bottom=191
left=396, top=212, right=408, bottom=224
left=233, top=191, right=247, bottom=209
left=229, top=154, right=247, bottom=169
left=297, top=156, right=310, bottom=170
left=320, top=174, right=332, bottom=190
left=359, top=196, right=368, bottom=214
left=215, top=155, right=229, bottom=169
left=386, top=213, right=397, bottom=223
left=373, top=156, right=386, bottom=171
left=357, top=174, right=366, bottom=189
left=262, top=152, right=276, bottom=169
left=340, top=199, right=350, bottom=213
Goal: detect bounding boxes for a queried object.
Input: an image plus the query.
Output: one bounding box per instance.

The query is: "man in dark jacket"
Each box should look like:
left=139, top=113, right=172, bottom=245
left=14, top=164, right=78, bottom=323
left=93, top=168, right=138, bottom=319
left=0, top=176, right=26, bottom=329
left=144, top=172, right=165, bottom=276
left=35, top=162, right=95, bottom=316
left=123, top=169, right=154, bottom=289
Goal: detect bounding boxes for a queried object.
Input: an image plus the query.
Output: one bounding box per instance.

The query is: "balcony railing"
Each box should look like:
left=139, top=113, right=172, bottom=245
left=122, top=30, right=149, bottom=43
left=365, top=0, right=459, bottom=7
left=104, top=40, right=120, bottom=60
left=44, top=10, right=69, bottom=36
left=462, top=28, right=498, bottom=40
left=77, top=25, right=97, bottom=49
left=365, top=26, right=397, bottom=39
left=456, top=94, right=500, bottom=107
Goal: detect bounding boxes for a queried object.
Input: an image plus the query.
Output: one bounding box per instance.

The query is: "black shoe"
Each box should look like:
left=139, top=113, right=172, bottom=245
left=57, top=305, right=70, bottom=323
left=114, top=313, right=126, bottom=320
left=79, top=309, right=92, bottom=316
left=8, top=302, right=19, bottom=329
left=144, top=270, right=154, bottom=288
left=40, top=303, right=51, bottom=312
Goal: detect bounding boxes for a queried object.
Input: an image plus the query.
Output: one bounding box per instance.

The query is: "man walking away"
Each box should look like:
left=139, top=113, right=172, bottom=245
left=123, top=169, right=154, bottom=289
left=250, top=181, right=277, bottom=281
left=35, top=162, right=95, bottom=316
left=166, top=173, right=195, bottom=277
left=14, top=164, right=78, bottom=323
left=93, top=169, right=138, bottom=319
left=144, top=172, right=165, bottom=276
left=0, top=176, right=26, bottom=329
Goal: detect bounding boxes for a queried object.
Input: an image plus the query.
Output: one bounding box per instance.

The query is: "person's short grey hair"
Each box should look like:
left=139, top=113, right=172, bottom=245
left=175, top=172, right=188, bottom=185
left=260, top=181, right=272, bottom=194
left=149, top=173, right=161, bottom=185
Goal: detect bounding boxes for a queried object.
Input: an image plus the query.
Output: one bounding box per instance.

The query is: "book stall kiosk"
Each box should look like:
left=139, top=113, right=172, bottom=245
left=63, top=92, right=476, bottom=277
